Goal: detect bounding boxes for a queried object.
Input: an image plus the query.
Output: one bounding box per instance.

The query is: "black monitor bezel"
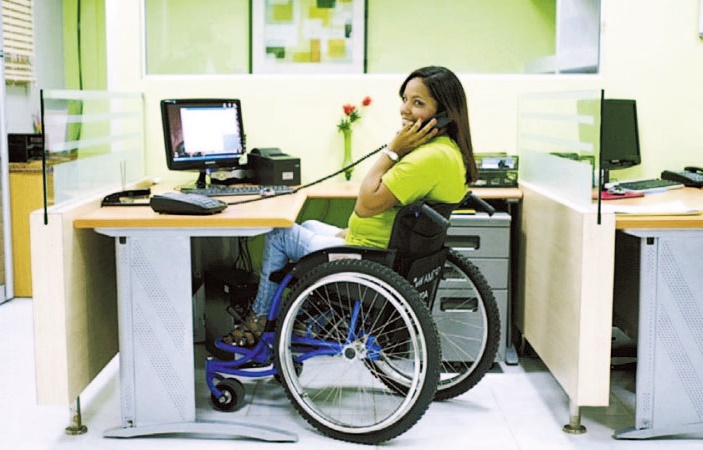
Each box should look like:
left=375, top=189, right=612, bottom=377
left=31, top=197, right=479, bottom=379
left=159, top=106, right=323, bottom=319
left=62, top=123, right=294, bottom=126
left=599, top=98, right=641, bottom=170
left=160, top=98, right=245, bottom=173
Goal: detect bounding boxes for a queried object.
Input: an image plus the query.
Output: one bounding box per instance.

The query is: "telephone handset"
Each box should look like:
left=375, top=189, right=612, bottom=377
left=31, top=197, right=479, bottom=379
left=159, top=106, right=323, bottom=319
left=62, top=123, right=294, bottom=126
left=661, top=166, right=703, bottom=188
left=421, top=111, right=452, bottom=129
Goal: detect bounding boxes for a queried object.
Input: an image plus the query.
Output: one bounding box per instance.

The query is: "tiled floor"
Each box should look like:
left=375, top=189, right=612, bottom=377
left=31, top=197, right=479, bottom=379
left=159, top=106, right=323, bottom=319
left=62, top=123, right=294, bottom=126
left=1, top=297, right=701, bottom=450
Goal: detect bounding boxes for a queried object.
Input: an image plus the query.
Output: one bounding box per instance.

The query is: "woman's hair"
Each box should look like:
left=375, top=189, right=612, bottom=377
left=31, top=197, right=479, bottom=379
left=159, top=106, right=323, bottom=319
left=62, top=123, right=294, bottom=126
left=399, top=66, right=477, bottom=185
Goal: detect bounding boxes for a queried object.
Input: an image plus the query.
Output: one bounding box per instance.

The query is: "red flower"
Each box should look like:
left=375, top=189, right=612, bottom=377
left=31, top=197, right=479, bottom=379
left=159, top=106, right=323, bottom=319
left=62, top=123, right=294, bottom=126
left=338, top=97, right=372, bottom=131
left=343, top=104, right=357, bottom=116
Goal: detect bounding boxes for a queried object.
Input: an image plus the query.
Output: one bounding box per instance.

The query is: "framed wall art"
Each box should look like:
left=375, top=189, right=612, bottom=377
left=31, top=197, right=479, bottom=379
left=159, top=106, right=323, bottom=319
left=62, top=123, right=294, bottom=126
left=251, top=0, right=366, bottom=74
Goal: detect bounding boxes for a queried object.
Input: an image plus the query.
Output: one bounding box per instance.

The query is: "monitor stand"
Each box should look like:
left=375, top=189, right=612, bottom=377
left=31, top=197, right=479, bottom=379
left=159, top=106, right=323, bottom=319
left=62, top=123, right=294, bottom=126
left=182, top=168, right=250, bottom=192
left=600, top=167, right=611, bottom=191
left=177, top=170, right=212, bottom=193
left=195, top=169, right=208, bottom=189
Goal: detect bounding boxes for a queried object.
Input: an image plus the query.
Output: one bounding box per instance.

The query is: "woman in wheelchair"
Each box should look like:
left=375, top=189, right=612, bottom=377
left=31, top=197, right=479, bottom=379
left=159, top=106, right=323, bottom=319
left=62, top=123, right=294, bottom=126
left=223, top=66, right=478, bottom=346
left=209, top=66, right=502, bottom=443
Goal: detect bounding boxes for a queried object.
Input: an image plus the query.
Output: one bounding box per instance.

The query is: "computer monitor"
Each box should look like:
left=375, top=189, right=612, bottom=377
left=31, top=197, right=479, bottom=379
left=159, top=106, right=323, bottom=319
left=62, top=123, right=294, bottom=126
left=160, top=98, right=245, bottom=188
left=599, top=98, right=641, bottom=185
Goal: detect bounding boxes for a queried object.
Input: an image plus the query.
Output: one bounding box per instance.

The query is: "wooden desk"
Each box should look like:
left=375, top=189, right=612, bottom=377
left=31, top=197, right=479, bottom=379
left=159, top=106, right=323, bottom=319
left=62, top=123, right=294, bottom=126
left=73, top=189, right=309, bottom=441
left=74, top=190, right=307, bottom=230
left=304, top=182, right=523, bottom=202
left=517, top=184, right=702, bottom=435
left=9, top=161, right=52, bottom=297
left=610, top=187, right=703, bottom=229
left=34, top=181, right=522, bottom=436
left=10, top=157, right=73, bottom=297
left=608, top=188, right=703, bottom=439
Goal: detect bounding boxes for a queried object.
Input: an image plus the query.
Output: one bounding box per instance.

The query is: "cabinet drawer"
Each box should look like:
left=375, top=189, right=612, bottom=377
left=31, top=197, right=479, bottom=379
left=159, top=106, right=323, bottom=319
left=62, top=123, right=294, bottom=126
left=451, top=256, right=508, bottom=289
left=446, top=227, right=509, bottom=259
left=433, top=287, right=508, bottom=362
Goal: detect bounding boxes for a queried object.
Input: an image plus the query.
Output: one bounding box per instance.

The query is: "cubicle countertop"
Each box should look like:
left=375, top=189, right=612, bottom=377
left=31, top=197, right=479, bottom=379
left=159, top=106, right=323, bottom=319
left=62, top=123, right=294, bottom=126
left=9, top=156, right=76, bottom=173
left=609, top=187, right=703, bottom=229
left=304, top=181, right=523, bottom=201
left=74, top=191, right=307, bottom=230
left=74, top=182, right=522, bottom=230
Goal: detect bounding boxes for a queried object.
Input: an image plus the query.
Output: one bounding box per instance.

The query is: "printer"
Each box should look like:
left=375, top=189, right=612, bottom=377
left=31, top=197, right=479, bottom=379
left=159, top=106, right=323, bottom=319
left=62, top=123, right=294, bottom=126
left=248, top=148, right=301, bottom=186
left=8, top=133, right=44, bottom=162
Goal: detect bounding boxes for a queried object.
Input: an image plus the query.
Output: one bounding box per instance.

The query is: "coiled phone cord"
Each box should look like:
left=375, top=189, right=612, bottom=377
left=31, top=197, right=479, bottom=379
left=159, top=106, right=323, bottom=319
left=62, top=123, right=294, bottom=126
left=225, top=144, right=388, bottom=206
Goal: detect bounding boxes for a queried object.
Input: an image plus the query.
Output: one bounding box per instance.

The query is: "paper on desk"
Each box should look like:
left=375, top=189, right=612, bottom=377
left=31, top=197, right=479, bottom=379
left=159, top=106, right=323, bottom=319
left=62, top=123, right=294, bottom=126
left=601, top=200, right=702, bottom=216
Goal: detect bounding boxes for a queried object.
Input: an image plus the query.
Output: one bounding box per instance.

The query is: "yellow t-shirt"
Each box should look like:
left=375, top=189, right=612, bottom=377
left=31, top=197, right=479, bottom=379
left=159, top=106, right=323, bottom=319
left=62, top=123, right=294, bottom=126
left=345, top=136, right=467, bottom=248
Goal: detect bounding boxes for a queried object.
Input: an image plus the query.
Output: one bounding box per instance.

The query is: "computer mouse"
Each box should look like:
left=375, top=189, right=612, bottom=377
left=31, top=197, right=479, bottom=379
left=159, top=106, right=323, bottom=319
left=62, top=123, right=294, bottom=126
left=260, top=187, right=276, bottom=197
left=607, top=187, right=626, bottom=196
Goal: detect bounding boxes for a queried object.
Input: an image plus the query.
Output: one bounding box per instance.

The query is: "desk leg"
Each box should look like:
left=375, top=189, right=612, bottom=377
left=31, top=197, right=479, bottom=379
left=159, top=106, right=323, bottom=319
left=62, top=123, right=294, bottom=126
left=563, top=400, right=586, bottom=434
left=105, top=234, right=296, bottom=442
left=614, top=232, right=703, bottom=440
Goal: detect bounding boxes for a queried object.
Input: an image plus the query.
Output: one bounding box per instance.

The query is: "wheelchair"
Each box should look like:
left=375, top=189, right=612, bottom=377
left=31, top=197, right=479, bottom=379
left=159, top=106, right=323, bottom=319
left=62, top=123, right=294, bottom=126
left=205, top=192, right=501, bottom=444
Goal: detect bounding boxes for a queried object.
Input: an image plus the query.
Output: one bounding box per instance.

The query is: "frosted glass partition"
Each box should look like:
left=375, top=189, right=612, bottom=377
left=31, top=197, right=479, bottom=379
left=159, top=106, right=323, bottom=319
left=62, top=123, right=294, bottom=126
left=517, top=90, right=602, bottom=208
left=41, top=90, right=145, bottom=207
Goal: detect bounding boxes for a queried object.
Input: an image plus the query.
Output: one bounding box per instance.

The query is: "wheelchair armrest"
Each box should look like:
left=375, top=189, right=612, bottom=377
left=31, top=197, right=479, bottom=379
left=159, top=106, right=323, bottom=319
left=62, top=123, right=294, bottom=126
left=460, top=191, right=495, bottom=216
left=268, top=246, right=396, bottom=284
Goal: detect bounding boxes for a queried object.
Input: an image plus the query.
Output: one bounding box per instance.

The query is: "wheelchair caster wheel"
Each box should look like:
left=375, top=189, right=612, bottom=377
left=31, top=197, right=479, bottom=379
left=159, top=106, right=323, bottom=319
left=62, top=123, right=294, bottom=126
left=211, top=378, right=246, bottom=412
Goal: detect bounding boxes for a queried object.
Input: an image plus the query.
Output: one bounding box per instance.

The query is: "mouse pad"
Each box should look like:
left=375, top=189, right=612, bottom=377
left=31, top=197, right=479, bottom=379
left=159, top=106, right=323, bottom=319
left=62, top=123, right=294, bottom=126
left=596, top=190, right=645, bottom=200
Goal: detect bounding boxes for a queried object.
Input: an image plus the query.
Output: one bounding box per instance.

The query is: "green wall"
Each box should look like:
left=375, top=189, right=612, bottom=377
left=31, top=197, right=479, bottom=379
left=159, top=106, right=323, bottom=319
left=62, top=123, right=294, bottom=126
left=63, top=0, right=107, bottom=90
left=137, top=0, right=555, bottom=75
left=366, top=0, right=556, bottom=74
left=145, top=0, right=251, bottom=75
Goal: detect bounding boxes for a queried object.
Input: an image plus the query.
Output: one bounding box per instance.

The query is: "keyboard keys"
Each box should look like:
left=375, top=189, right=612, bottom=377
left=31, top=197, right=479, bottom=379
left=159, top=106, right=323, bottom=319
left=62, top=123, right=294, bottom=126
left=181, top=185, right=295, bottom=197
left=617, top=178, right=684, bottom=193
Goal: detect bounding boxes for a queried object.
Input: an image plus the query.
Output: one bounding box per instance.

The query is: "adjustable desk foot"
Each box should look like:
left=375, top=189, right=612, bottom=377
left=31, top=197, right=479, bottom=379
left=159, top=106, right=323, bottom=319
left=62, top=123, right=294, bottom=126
left=104, top=420, right=298, bottom=442
left=562, top=402, right=587, bottom=434
left=504, top=344, right=519, bottom=366
left=65, top=397, right=88, bottom=435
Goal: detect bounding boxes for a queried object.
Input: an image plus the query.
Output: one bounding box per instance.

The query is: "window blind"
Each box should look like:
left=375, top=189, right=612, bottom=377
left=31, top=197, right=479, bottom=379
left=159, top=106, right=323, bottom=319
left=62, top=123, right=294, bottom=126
left=2, top=0, right=34, bottom=83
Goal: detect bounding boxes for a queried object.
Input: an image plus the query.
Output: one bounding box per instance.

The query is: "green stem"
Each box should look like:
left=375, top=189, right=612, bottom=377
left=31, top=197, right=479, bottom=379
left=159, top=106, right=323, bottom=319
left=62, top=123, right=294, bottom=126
left=342, top=128, right=353, bottom=181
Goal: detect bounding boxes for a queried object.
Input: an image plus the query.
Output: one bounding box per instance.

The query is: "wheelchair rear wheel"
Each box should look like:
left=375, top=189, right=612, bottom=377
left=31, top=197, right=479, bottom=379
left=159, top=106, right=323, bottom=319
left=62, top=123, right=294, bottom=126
left=432, top=250, right=501, bottom=400
left=366, top=250, right=500, bottom=401
left=274, top=259, right=440, bottom=445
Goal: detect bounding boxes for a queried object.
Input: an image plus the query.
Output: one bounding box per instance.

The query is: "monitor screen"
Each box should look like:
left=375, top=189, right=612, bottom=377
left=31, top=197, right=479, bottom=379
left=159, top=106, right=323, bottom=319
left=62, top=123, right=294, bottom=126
left=600, top=99, right=641, bottom=169
left=160, top=98, right=245, bottom=174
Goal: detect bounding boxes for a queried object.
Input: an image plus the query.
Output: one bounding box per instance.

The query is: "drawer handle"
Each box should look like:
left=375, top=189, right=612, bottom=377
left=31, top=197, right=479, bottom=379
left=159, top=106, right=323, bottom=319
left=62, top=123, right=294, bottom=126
left=440, top=297, right=479, bottom=312
left=452, top=246, right=479, bottom=252
left=448, top=236, right=480, bottom=251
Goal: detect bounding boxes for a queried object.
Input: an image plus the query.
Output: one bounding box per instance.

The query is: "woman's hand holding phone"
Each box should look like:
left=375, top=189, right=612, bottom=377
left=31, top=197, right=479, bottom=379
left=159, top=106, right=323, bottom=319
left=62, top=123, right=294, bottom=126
left=388, top=116, right=441, bottom=157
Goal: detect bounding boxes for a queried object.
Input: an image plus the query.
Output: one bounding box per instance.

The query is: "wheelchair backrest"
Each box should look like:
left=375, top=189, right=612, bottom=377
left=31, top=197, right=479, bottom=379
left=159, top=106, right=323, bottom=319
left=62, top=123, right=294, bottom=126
left=388, top=201, right=457, bottom=305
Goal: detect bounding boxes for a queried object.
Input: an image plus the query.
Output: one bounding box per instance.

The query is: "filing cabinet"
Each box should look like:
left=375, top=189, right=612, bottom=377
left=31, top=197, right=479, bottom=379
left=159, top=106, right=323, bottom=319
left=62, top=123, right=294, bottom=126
left=446, top=212, right=511, bottom=361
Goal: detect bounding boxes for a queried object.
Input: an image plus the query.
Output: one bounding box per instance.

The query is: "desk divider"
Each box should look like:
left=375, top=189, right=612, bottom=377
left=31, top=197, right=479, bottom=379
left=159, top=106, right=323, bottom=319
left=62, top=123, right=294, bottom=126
left=40, top=89, right=145, bottom=210
left=515, top=89, right=616, bottom=432
left=518, top=89, right=601, bottom=209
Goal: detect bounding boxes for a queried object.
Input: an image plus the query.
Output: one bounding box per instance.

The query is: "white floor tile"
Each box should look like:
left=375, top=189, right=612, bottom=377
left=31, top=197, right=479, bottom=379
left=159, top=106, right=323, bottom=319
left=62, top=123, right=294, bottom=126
left=1, top=297, right=702, bottom=450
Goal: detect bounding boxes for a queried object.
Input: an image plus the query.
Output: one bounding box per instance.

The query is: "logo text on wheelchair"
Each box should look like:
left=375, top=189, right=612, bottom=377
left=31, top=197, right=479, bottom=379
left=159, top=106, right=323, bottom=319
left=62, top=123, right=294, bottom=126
left=412, top=266, right=442, bottom=299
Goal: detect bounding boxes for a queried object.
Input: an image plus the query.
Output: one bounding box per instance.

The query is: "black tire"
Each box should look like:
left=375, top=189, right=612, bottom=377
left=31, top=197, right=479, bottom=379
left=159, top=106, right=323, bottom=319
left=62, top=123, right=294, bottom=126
left=210, top=378, right=246, bottom=412
left=274, top=259, right=440, bottom=445
left=367, top=250, right=500, bottom=401
left=432, top=250, right=501, bottom=400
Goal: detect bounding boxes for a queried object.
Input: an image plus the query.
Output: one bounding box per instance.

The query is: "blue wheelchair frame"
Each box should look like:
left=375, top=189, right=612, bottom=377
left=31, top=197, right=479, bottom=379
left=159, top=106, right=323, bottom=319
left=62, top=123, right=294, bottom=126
left=203, top=193, right=498, bottom=444
left=205, top=247, right=393, bottom=397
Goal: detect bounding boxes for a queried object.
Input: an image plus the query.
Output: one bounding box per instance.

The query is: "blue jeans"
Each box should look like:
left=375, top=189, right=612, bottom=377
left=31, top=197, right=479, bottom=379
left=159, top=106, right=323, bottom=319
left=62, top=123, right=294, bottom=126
left=251, top=220, right=345, bottom=316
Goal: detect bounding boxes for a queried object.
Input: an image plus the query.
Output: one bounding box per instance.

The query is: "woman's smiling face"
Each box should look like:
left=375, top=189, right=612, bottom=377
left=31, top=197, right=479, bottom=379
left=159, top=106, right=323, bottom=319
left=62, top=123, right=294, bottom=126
left=399, top=77, right=438, bottom=126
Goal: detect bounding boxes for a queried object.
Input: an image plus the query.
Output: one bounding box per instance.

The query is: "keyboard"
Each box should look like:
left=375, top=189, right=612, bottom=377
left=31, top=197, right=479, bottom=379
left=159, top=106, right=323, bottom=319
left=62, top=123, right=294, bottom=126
left=616, top=178, right=684, bottom=193
left=180, top=184, right=295, bottom=197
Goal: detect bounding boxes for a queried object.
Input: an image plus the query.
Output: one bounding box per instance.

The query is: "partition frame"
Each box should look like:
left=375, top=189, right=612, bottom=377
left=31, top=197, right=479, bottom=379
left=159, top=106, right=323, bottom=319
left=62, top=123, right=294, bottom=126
left=515, top=89, right=617, bottom=428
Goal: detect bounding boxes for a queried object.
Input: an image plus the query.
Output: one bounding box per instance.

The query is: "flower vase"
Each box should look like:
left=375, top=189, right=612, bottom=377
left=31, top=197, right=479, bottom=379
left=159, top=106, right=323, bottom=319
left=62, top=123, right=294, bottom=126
left=342, top=128, right=354, bottom=181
